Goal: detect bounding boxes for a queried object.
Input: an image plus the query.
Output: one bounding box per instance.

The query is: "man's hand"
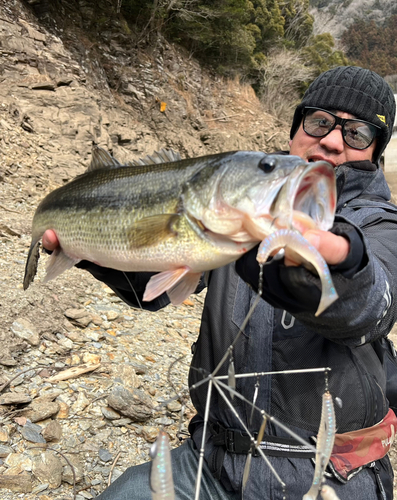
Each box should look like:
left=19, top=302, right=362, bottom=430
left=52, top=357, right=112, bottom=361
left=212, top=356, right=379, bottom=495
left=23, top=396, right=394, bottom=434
left=42, top=230, right=59, bottom=252
left=284, top=229, right=350, bottom=267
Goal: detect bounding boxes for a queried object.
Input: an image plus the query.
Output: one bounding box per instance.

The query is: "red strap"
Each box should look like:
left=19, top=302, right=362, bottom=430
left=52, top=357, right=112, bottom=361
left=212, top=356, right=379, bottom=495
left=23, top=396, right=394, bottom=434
left=330, top=408, right=397, bottom=479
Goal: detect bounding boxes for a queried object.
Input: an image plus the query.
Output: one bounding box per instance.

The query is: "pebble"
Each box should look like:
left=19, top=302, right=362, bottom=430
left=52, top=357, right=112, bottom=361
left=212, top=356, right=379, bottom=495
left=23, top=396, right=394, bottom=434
left=0, top=392, right=32, bottom=405
left=10, top=318, right=40, bottom=346
left=32, top=483, right=49, bottom=494
left=41, top=420, right=63, bottom=442
left=19, top=422, right=46, bottom=444
left=101, top=406, right=121, bottom=420
left=155, top=417, right=175, bottom=426
left=141, top=426, right=159, bottom=442
left=32, top=451, right=63, bottom=488
left=0, top=444, right=14, bottom=457
left=107, top=387, right=153, bottom=421
left=98, top=448, right=113, bottom=462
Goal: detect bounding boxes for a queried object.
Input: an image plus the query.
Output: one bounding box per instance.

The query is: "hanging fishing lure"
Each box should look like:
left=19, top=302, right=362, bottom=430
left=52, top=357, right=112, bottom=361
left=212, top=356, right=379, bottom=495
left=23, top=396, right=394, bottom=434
left=303, top=391, right=336, bottom=500
left=150, top=430, right=175, bottom=500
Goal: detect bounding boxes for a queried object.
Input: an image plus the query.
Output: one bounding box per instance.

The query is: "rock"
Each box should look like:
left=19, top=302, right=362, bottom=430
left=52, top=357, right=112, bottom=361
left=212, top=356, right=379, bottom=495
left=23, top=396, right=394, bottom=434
left=141, top=426, right=159, bottom=443
left=106, top=310, right=119, bottom=321
left=0, top=428, right=9, bottom=442
left=10, top=318, right=40, bottom=346
left=31, top=451, right=63, bottom=488
left=32, top=482, right=49, bottom=494
left=55, top=402, right=70, bottom=419
left=107, top=387, right=153, bottom=421
left=82, top=352, right=101, bottom=364
left=0, top=473, right=32, bottom=493
left=129, top=361, right=148, bottom=375
left=62, top=453, right=84, bottom=485
left=21, top=399, right=60, bottom=423
left=41, top=420, right=62, bottom=442
left=0, top=356, right=17, bottom=366
left=155, top=417, right=174, bottom=426
left=19, top=421, right=46, bottom=443
left=111, top=364, right=138, bottom=390
left=64, top=308, right=89, bottom=320
left=98, top=448, right=112, bottom=462
left=111, top=418, right=132, bottom=427
left=4, top=452, right=33, bottom=470
left=0, top=392, right=32, bottom=405
left=71, top=391, right=90, bottom=413
left=0, top=444, right=13, bottom=458
left=166, top=400, right=182, bottom=412
left=64, top=308, right=92, bottom=327
left=101, top=406, right=121, bottom=420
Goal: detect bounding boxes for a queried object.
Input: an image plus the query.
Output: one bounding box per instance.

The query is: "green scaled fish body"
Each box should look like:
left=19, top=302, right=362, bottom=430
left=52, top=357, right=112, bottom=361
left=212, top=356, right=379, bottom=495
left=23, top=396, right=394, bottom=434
left=24, top=147, right=337, bottom=307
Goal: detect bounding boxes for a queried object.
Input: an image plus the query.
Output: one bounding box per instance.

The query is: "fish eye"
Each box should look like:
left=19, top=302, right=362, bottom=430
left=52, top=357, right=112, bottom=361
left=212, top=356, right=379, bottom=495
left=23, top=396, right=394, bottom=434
left=259, top=157, right=277, bottom=173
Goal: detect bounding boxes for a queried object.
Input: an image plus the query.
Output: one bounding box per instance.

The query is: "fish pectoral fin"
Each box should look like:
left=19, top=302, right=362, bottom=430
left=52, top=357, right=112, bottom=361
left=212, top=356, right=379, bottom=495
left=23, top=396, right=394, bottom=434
left=129, top=214, right=180, bottom=248
left=166, top=272, right=202, bottom=305
left=143, top=267, right=201, bottom=304
left=43, top=248, right=81, bottom=283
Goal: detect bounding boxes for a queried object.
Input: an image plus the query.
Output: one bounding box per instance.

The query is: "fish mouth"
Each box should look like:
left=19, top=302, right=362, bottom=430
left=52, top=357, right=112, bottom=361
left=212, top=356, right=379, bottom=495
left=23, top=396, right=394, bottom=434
left=273, top=159, right=336, bottom=232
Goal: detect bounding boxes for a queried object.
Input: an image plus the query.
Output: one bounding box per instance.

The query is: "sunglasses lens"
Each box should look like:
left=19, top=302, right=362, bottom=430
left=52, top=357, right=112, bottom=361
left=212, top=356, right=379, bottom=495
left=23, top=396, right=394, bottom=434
left=303, top=109, right=335, bottom=137
left=303, top=108, right=377, bottom=150
left=343, top=122, right=376, bottom=149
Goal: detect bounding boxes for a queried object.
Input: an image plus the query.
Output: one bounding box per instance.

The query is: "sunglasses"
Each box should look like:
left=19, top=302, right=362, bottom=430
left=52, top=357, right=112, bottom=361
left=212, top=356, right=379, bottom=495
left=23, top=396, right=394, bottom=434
left=302, top=107, right=381, bottom=150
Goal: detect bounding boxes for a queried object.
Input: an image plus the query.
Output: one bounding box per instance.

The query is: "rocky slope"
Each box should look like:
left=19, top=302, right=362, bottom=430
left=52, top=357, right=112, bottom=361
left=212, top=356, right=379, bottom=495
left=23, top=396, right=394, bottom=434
left=0, top=0, right=291, bottom=498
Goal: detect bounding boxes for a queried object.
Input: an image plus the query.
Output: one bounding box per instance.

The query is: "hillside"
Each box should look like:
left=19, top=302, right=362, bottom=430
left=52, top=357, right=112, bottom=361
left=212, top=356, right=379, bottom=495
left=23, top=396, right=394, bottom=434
left=310, top=0, right=396, bottom=40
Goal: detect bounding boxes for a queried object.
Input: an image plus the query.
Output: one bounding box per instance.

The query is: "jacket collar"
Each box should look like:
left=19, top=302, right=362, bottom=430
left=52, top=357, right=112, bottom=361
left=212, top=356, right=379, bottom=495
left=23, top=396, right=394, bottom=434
left=335, top=160, right=391, bottom=210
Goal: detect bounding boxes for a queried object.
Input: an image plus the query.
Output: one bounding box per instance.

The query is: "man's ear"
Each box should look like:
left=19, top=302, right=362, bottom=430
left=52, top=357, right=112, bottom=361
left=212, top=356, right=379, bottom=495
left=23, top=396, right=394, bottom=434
left=288, top=139, right=292, bottom=148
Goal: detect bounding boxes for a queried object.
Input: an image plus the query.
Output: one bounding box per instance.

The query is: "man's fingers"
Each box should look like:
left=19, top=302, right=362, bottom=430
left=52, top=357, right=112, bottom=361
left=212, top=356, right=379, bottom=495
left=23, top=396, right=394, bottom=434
left=284, top=230, right=350, bottom=266
left=42, top=230, right=59, bottom=251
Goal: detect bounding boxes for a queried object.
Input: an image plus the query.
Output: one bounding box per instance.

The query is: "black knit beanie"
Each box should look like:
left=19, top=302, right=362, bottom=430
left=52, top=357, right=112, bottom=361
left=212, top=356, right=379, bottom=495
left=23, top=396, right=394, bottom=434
left=290, top=66, right=396, bottom=163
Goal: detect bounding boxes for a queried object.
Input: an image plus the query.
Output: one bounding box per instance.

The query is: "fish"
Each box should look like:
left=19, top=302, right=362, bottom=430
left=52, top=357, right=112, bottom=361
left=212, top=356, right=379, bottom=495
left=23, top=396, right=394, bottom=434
left=150, top=430, right=175, bottom=500
left=23, top=147, right=337, bottom=308
left=303, top=391, right=336, bottom=500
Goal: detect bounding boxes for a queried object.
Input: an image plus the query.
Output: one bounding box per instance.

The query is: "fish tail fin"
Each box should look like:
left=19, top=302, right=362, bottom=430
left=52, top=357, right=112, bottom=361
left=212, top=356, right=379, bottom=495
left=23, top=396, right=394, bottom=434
left=23, top=239, right=41, bottom=290
left=43, top=247, right=81, bottom=283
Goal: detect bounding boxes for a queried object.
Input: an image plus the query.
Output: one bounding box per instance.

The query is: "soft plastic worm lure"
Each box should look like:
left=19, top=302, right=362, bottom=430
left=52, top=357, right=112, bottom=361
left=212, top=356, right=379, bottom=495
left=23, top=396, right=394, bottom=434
left=303, top=391, right=336, bottom=500
left=320, top=484, right=341, bottom=500
left=150, top=430, right=175, bottom=500
left=256, top=229, right=338, bottom=316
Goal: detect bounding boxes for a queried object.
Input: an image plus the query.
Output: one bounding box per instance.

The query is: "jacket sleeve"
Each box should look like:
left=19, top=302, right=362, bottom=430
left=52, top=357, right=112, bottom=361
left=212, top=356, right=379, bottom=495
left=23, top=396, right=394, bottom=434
left=76, top=262, right=170, bottom=311
left=76, top=262, right=207, bottom=311
left=236, top=214, right=397, bottom=346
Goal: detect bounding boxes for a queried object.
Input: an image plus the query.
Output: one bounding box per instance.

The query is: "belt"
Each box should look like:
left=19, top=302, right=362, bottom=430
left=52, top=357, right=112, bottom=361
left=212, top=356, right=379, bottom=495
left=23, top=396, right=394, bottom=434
left=210, top=422, right=315, bottom=459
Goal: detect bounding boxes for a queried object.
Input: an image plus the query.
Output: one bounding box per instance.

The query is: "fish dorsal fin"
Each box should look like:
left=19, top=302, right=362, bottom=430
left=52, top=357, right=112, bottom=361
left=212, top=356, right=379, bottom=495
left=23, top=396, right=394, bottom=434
left=128, top=148, right=182, bottom=166
left=88, top=146, right=122, bottom=171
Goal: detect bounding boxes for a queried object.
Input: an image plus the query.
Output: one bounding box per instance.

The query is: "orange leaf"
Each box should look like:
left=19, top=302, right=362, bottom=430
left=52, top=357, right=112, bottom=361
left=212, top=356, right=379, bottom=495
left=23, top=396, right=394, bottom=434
left=160, top=102, right=167, bottom=112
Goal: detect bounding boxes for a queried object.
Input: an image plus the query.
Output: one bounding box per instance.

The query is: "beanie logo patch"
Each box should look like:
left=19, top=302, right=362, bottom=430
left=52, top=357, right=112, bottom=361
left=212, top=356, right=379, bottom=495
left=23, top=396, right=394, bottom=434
left=377, top=114, right=387, bottom=125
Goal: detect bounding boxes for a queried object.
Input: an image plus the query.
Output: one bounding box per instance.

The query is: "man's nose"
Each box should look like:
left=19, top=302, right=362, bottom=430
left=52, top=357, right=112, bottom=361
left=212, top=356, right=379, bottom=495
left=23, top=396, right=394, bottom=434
left=319, top=127, right=345, bottom=153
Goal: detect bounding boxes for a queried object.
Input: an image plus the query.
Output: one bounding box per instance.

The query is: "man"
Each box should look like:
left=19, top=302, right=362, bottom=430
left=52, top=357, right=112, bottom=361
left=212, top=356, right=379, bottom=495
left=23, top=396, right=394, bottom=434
left=43, top=66, right=397, bottom=499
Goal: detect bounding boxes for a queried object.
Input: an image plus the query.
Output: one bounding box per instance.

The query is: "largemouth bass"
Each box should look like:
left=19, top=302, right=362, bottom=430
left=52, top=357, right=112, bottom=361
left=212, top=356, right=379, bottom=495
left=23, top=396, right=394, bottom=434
left=23, top=148, right=337, bottom=310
